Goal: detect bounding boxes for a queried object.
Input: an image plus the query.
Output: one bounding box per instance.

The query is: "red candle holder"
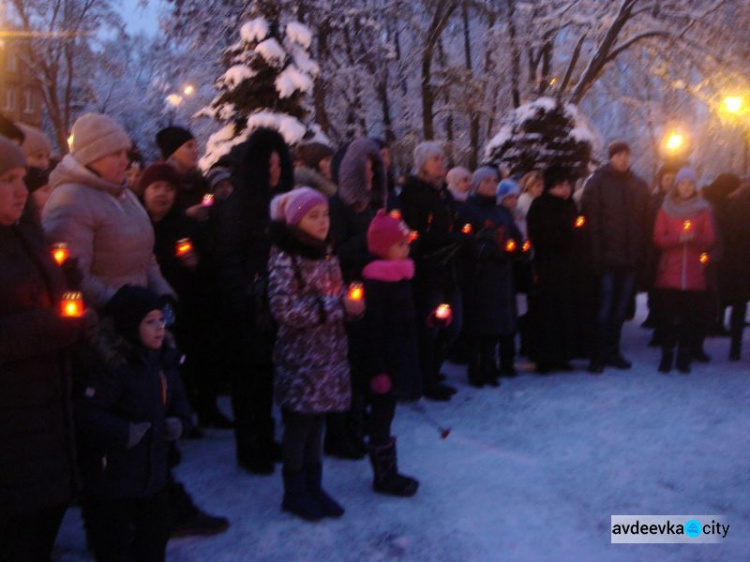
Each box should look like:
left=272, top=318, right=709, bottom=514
left=60, top=292, right=84, bottom=318
left=409, top=231, right=419, bottom=243
left=389, top=209, right=402, bottom=220
left=202, top=193, right=215, bottom=207
left=461, top=223, right=473, bottom=235
left=51, top=242, right=70, bottom=266
left=175, top=238, right=194, bottom=258
left=522, top=241, right=532, bottom=253
left=347, top=282, right=364, bottom=302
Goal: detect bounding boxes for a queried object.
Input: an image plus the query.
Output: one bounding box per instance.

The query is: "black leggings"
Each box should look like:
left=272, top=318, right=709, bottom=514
left=281, top=409, right=325, bottom=472
left=369, top=393, right=397, bottom=447
left=657, top=289, right=708, bottom=351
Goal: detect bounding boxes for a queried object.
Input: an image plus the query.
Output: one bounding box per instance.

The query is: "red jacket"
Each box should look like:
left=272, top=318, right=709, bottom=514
left=653, top=206, right=715, bottom=291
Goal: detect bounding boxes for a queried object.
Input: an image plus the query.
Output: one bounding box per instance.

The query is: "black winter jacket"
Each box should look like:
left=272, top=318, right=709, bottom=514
left=76, top=343, right=192, bottom=499
left=0, top=222, right=82, bottom=519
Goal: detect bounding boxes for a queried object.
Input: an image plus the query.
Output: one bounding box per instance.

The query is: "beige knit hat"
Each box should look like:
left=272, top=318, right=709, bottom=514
left=70, top=113, right=131, bottom=166
left=16, top=123, right=53, bottom=158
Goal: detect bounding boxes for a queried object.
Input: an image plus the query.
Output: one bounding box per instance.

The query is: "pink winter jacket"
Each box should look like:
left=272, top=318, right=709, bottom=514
left=653, top=206, right=715, bottom=291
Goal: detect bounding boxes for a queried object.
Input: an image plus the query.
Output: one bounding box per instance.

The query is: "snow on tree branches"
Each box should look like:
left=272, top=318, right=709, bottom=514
left=197, top=16, right=325, bottom=169
left=485, top=98, right=600, bottom=177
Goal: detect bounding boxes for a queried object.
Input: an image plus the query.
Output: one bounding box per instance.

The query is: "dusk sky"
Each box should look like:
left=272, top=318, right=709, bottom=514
left=120, top=0, right=164, bottom=37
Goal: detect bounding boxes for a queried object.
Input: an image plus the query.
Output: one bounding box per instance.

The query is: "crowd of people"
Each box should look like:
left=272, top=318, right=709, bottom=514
left=2, top=110, right=749, bottom=561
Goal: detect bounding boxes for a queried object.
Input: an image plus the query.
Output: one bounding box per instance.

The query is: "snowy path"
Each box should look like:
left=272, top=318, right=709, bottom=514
left=54, top=296, right=750, bottom=561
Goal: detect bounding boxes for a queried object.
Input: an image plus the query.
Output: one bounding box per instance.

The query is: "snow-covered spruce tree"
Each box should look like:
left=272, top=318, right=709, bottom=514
left=484, top=97, right=599, bottom=178
left=197, top=15, right=323, bottom=169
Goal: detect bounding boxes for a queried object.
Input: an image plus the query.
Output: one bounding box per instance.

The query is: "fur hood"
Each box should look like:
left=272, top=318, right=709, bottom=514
left=338, top=138, right=386, bottom=212
left=294, top=165, right=338, bottom=197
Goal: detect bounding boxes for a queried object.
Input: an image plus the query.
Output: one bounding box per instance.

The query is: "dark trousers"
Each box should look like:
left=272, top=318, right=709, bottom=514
left=281, top=409, right=325, bottom=472
left=657, top=289, right=707, bottom=352
left=594, top=268, right=635, bottom=361
left=82, top=489, right=169, bottom=562
left=0, top=504, right=67, bottom=562
left=369, top=393, right=397, bottom=447
left=230, top=326, right=276, bottom=462
left=729, top=301, right=748, bottom=355
left=415, top=288, right=463, bottom=392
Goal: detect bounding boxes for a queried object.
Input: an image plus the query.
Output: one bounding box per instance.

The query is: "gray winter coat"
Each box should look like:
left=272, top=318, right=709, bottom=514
left=43, top=154, right=174, bottom=310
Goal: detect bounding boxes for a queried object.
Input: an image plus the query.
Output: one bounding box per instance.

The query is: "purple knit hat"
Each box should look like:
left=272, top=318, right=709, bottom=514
left=270, top=186, right=327, bottom=226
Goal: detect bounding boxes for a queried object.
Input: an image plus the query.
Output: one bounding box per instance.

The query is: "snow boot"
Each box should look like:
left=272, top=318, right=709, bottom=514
left=675, top=348, right=691, bottom=374
left=282, top=469, right=325, bottom=521
left=369, top=438, right=419, bottom=497
left=658, top=349, right=674, bottom=374
left=304, top=463, right=344, bottom=518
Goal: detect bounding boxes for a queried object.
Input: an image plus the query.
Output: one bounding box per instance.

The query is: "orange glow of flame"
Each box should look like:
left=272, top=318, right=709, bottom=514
left=575, top=216, right=586, bottom=228
left=51, top=243, right=70, bottom=266
left=522, top=241, right=531, bottom=253
left=683, top=220, right=692, bottom=232
left=700, top=253, right=710, bottom=264
left=461, top=223, right=472, bottom=234
left=389, top=209, right=402, bottom=220
left=202, top=194, right=215, bottom=207
left=60, top=292, right=84, bottom=318
left=409, top=231, right=419, bottom=243
left=347, top=283, right=364, bottom=301
left=176, top=238, right=193, bottom=257
left=505, top=239, right=517, bottom=252
left=435, top=304, right=451, bottom=320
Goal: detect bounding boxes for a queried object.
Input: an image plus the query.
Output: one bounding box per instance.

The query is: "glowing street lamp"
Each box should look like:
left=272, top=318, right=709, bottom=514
left=665, top=132, right=684, bottom=152
left=720, top=95, right=749, bottom=174
left=722, top=96, right=745, bottom=115
left=166, top=93, right=183, bottom=107
left=183, top=84, right=195, bottom=96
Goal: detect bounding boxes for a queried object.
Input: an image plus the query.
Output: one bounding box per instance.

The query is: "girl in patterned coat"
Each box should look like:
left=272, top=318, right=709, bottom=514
left=267, top=187, right=364, bottom=521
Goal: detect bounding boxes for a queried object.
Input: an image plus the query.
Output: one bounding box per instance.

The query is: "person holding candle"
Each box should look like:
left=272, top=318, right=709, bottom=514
left=76, top=285, right=193, bottom=561
left=652, top=167, right=716, bottom=373
left=0, top=136, right=92, bottom=561
left=458, top=169, right=522, bottom=386
left=526, top=165, right=582, bottom=374
left=267, top=186, right=361, bottom=520
left=42, top=113, right=175, bottom=311
left=400, top=141, right=462, bottom=401
left=357, top=209, right=421, bottom=496
left=139, top=163, right=233, bottom=431
left=326, top=138, right=387, bottom=459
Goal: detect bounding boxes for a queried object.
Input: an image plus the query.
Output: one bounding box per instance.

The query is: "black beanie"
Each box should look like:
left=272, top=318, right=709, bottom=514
left=24, top=167, right=50, bottom=194
left=156, top=126, right=194, bottom=160
left=107, top=285, right=163, bottom=345
left=543, top=164, right=573, bottom=192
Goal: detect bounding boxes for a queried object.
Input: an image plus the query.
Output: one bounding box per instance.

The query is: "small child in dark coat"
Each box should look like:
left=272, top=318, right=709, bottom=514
left=76, top=285, right=193, bottom=562
left=360, top=210, right=420, bottom=496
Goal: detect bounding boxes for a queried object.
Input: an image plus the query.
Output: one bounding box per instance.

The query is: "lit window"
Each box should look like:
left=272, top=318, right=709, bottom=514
left=3, top=90, right=16, bottom=111
left=23, top=91, right=33, bottom=113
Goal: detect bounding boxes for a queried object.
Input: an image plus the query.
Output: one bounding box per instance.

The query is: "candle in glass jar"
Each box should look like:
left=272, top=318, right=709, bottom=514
left=699, top=252, right=709, bottom=264
left=51, top=242, right=70, bottom=266
left=175, top=238, right=194, bottom=257
left=505, top=239, right=517, bottom=252
left=522, top=241, right=531, bottom=253
left=347, top=282, right=364, bottom=302
left=435, top=303, right=451, bottom=320
left=60, top=292, right=84, bottom=318
left=683, top=220, right=692, bottom=232
left=202, top=193, right=215, bottom=207
left=461, top=223, right=472, bottom=235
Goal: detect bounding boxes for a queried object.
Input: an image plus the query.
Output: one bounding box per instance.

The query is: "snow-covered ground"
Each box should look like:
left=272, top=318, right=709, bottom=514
left=54, top=296, right=750, bottom=561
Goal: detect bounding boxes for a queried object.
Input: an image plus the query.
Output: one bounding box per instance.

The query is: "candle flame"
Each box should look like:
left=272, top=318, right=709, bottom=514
left=176, top=238, right=193, bottom=256
left=700, top=252, right=709, bottom=264
left=389, top=209, right=402, bottom=220
left=51, top=243, right=70, bottom=266
left=60, top=292, right=84, bottom=318
left=435, top=304, right=451, bottom=320
left=409, top=231, right=419, bottom=243
left=575, top=216, right=585, bottom=228
left=202, top=194, right=215, bottom=207
left=522, top=241, right=531, bottom=252
left=461, top=223, right=472, bottom=234
left=347, top=283, right=364, bottom=301
left=505, top=239, right=517, bottom=252
left=683, top=220, right=692, bottom=232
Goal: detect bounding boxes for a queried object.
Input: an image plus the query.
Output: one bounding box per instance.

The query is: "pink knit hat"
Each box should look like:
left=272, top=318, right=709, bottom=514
left=367, top=209, right=411, bottom=258
left=270, top=186, right=328, bottom=226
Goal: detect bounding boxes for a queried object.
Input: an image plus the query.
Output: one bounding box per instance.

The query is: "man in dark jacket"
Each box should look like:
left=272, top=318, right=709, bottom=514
left=581, top=141, right=650, bottom=373
left=399, top=142, right=461, bottom=400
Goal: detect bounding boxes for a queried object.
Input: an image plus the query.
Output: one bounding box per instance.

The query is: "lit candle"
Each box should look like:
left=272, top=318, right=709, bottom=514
left=409, top=231, right=419, bottom=243
left=51, top=242, right=70, bottom=266
left=575, top=216, right=586, bottom=228
left=522, top=241, right=531, bottom=253
left=175, top=238, right=194, bottom=258
left=461, top=223, right=472, bottom=235
left=699, top=252, right=710, bottom=264
left=202, top=193, right=215, bottom=207
left=435, top=303, right=451, bottom=320
left=347, top=282, right=364, bottom=302
left=683, top=220, right=692, bottom=232
left=60, top=292, right=84, bottom=318
left=389, top=209, right=402, bottom=220
left=505, top=239, right=517, bottom=252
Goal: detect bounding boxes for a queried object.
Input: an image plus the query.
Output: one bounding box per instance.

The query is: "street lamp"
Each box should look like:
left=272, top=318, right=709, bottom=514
left=165, top=93, right=183, bottom=107
left=722, top=96, right=745, bottom=116
left=665, top=132, right=685, bottom=152
left=183, top=84, right=195, bottom=96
